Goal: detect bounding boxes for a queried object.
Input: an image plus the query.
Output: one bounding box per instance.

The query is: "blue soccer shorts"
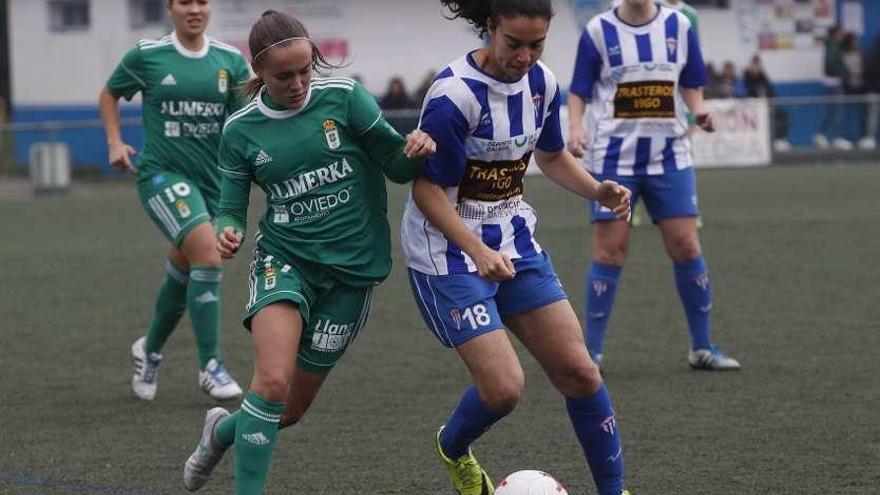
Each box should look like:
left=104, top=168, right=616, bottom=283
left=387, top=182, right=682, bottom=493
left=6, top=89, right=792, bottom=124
left=589, top=166, right=699, bottom=223
left=407, top=251, right=568, bottom=348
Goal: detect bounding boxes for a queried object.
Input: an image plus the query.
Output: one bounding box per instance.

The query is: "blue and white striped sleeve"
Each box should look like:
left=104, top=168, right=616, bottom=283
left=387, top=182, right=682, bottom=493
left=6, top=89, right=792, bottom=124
left=680, top=27, right=708, bottom=88
left=569, top=28, right=603, bottom=99
left=418, top=94, right=470, bottom=187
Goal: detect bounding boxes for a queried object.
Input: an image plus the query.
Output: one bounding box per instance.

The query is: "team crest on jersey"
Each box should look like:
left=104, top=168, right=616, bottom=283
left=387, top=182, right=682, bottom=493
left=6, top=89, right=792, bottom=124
left=174, top=199, right=191, bottom=218
left=264, top=266, right=277, bottom=290
left=218, top=70, right=229, bottom=94
left=666, top=37, right=678, bottom=59
left=323, top=120, right=341, bottom=150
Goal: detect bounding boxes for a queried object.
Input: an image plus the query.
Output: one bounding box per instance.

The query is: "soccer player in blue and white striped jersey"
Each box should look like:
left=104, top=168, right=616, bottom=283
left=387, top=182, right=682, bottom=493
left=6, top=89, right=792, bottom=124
left=567, top=0, right=741, bottom=371
left=402, top=1, right=633, bottom=495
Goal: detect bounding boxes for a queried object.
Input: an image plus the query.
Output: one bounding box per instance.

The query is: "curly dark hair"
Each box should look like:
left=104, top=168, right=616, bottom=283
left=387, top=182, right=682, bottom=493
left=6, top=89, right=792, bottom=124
left=440, top=0, right=553, bottom=38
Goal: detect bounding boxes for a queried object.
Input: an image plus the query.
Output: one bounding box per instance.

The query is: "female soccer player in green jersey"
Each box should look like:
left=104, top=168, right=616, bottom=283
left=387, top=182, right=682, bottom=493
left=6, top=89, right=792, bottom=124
left=181, top=10, right=436, bottom=495
left=99, top=0, right=247, bottom=401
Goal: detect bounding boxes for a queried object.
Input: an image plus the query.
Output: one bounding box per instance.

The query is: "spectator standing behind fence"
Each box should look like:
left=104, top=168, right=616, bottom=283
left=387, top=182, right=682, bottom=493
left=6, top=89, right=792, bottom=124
left=380, top=76, right=417, bottom=110
left=815, top=25, right=850, bottom=150
left=841, top=33, right=872, bottom=150
left=743, top=55, right=791, bottom=151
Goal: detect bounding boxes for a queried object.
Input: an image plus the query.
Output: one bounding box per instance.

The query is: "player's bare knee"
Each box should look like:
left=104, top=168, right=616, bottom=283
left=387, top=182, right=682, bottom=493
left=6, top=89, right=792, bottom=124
left=595, top=245, right=627, bottom=266
left=253, top=370, right=290, bottom=402
left=553, top=361, right=602, bottom=397
left=482, top=373, right=524, bottom=414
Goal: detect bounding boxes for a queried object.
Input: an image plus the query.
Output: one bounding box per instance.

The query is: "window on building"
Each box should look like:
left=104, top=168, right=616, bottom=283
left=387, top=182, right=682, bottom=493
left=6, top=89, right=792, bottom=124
left=130, top=0, right=167, bottom=28
left=49, top=0, right=90, bottom=32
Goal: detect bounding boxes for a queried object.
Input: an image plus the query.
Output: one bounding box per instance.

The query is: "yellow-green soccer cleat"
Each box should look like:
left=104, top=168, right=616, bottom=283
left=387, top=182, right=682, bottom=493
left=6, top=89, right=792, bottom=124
left=435, top=426, right=495, bottom=495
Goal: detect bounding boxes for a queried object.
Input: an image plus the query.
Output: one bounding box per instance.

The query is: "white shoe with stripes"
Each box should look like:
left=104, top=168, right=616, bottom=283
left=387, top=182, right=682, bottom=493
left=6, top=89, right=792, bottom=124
left=199, top=359, right=242, bottom=401
left=183, top=407, right=230, bottom=492
left=131, top=336, right=162, bottom=400
left=688, top=345, right=741, bottom=371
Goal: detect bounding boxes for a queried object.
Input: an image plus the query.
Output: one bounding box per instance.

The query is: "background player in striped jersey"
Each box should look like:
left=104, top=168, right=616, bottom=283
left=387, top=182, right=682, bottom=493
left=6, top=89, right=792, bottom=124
left=181, top=10, right=436, bottom=495
left=99, top=0, right=248, bottom=401
left=403, top=1, right=632, bottom=494
left=567, top=0, right=740, bottom=371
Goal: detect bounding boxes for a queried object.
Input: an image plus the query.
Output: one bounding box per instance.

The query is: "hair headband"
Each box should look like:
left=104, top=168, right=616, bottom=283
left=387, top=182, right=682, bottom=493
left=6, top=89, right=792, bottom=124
left=253, top=36, right=311, bottom=61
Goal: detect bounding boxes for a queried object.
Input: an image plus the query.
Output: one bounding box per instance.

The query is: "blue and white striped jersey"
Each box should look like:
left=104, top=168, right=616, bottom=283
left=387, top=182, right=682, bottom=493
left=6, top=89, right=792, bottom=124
left=401, top=52, right=565, bottom=275
left=570, top=5, right=707, bottom=176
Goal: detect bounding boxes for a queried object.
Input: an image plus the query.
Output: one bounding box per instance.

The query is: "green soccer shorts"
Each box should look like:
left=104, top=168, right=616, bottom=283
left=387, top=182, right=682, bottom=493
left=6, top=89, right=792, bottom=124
left=137, top=171, right=217, bottom=246
left=244, top=249, right=374, bottom=374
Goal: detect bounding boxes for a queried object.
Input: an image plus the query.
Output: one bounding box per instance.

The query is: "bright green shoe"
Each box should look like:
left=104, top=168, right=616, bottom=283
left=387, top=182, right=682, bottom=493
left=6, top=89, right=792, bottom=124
left=435, top=426, right=495, bottom=495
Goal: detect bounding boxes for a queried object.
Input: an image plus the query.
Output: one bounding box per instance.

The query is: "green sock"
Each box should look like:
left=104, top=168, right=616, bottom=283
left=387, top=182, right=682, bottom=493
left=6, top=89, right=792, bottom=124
left=214, top=410, right=239, bottom=448
left=145, top=260, right=188, bottom=354
left=234, top=391, right=284, bottom=495
left=188, top=266, right=222, bottom=369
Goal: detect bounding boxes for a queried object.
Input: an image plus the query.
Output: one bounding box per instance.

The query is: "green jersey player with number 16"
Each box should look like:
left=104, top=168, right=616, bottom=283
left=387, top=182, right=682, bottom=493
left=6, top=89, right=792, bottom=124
left=99, top=0, right=249, bottom=402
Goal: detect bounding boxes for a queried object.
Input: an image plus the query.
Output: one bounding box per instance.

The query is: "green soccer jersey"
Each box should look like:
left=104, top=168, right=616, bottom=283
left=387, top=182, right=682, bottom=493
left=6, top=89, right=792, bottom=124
left=106, top=32, right=251, bottom=200
left=217, top=78, right=423, bottom=287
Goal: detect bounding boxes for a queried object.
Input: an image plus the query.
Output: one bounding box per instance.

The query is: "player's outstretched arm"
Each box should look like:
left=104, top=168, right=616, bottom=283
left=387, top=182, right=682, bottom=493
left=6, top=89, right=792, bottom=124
left=534, top=148, right=630, bottom=219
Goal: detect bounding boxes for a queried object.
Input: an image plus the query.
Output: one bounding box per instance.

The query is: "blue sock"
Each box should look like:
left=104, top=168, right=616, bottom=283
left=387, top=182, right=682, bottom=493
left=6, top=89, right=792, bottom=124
left=440, top=386, right=505, bottom=459
left=674, top=255, right=712, bottom=350
left=586, top=262, right=622, bottom=355
left=566, top=384, right=625, bottom=495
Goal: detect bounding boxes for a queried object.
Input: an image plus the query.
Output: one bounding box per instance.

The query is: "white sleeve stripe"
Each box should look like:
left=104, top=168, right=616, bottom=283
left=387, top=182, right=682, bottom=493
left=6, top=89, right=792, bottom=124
left=218, top=166, right=250, bottom=176
left=358, top=114, right=383, bottom=136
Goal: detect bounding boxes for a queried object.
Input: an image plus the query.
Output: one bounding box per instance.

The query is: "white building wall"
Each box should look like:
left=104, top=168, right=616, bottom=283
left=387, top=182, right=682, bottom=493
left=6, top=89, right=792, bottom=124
left=9, top=0, right=826, bottom=107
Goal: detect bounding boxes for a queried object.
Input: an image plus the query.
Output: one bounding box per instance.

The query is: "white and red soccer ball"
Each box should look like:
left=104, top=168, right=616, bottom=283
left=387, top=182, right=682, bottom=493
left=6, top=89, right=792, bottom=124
left=495, top=470, right=568, bottom=495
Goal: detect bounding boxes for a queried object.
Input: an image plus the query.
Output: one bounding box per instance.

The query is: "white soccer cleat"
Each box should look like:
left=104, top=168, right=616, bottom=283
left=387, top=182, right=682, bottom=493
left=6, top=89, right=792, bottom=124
left=688, top=345, right=741, bottom=371
left=131, top=336, right=162, bottom=400
left=184, top=407, right=230, bottom=492
left=831, top=137, right=854, bottom=150
left=813, top=133, right=830, bottom=150
left=858, top=137, right=876, bottom=150
left=199, top=359, right=243, bottom=401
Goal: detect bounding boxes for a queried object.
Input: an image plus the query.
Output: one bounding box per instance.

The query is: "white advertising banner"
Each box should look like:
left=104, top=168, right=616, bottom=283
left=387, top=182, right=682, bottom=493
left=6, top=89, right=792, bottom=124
left=691, top=98, right=772, bottom=169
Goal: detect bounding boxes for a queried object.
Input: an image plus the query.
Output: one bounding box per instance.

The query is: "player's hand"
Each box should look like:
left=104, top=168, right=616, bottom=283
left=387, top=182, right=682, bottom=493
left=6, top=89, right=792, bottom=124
left=567, top=126, right=589, bottom=158
left=108, top=141, right=138, bottom=173
left=404, top=129, right=437, bottom=159
left=595, top=180, right=631, bottom=219
left=696, top=112, right=716, bottom=133
left=217, top=227, right=243, bottom=260
left=472, top=246, right=516, bottom=282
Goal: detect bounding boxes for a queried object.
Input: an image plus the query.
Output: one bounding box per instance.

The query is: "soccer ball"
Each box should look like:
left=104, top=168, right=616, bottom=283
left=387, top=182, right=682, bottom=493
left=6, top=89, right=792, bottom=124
left=495, top=470, right=568, bottom=494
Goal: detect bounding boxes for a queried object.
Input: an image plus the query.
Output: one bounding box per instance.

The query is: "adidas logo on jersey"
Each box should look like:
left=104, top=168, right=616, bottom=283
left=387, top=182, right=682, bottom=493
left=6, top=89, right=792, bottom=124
left=161, top=74, right=177, bottom=86
left=195, top=291, right=219, bottom=304
left=242, top=432, right=270, bottom=446
left=254, top=150, right=273, bottom=166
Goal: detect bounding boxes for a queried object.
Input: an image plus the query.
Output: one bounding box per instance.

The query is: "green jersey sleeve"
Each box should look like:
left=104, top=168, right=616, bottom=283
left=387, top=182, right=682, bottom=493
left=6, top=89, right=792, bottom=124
left=106, top=46, right=146, bottom=101
left=348, top=82, right=424, bottom=184
left=216, top=128, right=253, bottom=235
